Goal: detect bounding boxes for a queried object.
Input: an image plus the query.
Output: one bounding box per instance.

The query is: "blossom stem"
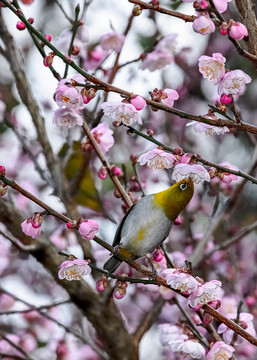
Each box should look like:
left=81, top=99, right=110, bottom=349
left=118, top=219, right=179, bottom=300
left=63, top=4, right=80, bottom=78
left=128, top=0, right=196, bottom=23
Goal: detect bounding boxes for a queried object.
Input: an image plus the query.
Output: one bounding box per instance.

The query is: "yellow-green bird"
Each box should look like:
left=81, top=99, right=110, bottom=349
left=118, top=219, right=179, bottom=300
left=104, top=178, right=194, bottom=273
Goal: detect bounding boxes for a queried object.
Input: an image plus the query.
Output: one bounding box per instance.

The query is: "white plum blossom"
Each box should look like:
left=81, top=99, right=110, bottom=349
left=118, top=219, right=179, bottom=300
left=218, top=69, right=252, bottom=95
left=161, top=268, right=200, bottom=295
left=52, top=108, right=83, bottom=135
left=138, top=149, right=177, bottom=169
left=170, top=339, right=205, bottom=358
left=187, top=121, right=230, bottom=135
left=101, top=102, right=142, bottom=126
left=188, top=280, right=222, bottom=309
left=198, top=52, right=226, bottom=84
left=172, top=163, right=210, bottom=184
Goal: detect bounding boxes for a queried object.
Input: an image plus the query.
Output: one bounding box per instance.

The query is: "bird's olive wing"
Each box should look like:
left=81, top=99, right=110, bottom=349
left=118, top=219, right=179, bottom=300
left=112, top=203, right=136, bottom=247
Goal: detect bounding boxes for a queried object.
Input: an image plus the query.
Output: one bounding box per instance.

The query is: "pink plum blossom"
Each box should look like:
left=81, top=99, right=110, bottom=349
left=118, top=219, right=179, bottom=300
left=79, top=219, right=99, bottom=240
left=218, top=312, right=256, bottom=345
left=193, top=14, right=215, bottom=35
left=218, top=69, right=252, bottom=95
left=217, top=162, right=238, bottom=183
left=172, top=163, right=210, bottom=184
left=98, top=166, right=108, bottom=179
left=229, top=21, right=248, bottom=40
left=84, top=45, right=109, bottom=70
left=187, top=121, right=230, bottom=135
left=82, top=122, right=114, bottom=154
left=213, top=0, right=231, bottom=13
left=55, top=80, right=84, bottom=111
left=198, top=52, right=226, bottom=84
left=21, top=218, right=41, bottom=239
left=188, top=280, right=222, bottom=309
left=161, top=89, right=179, bottom=108
left=52, top=108, right=83, bottom=134
left=138, top=148, right=177, bottom=169
left=161, top=268, right=200, bottom=295
left=130, top=95, right=146, bottom=111
left=140, top=50, right=174, bottom=71
left=96, top=275, right=108, bottom=292
left=58, top=258, right=91, bottom=281
left=207, top=341, right=235, bottom=360
left=100, top=32, right=125, bottom=52
left=101, top=102, right=142, bottom=126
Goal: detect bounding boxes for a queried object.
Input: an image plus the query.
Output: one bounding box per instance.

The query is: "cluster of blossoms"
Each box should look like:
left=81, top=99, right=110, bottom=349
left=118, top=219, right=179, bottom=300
left=52, top=74, right=97, bottom=134
left=159, top=324, right=206, bottom=358
left=185, top=0, right=248, bottom=41
left=198, top=52, right=251, bottom=98
left=161, top=267, right=222, bottom=310
left=138, top=148, right=210, bottom=184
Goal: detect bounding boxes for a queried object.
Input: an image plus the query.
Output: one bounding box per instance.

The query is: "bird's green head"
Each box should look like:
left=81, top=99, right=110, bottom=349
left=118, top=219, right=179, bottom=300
left=153, top=178, right=194, bottom=221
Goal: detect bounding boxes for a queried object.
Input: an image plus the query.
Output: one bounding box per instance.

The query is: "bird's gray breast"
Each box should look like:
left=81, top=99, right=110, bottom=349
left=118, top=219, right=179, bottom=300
left=119, top=194, right=172, bottom=256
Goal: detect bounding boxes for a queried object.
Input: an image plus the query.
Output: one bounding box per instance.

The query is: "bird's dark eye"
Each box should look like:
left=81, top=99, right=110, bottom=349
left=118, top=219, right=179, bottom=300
left=180, top=183, right=187, bottom=191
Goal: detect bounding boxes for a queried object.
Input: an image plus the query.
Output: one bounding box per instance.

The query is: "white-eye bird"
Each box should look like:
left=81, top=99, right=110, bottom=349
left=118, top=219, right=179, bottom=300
left=104, top=178, right=194, bottom=273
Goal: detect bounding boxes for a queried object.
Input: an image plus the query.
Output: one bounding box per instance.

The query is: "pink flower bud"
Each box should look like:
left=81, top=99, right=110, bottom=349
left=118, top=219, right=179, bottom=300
left=16, top=21, right=26, bottom=31
left=193, top=15, right=215, bottom=35
left=174, top=215, right=182, bottom=225
left=21, top=0, right=34, bottom=3
left=79, top=219, right=99, bottom=240
left=98, top=167, right=108, bottom=180
left=31, top=212, right=43, bottom=229
left=0, top=181, right=7, bottom=196
left=113, top=281, right=127, bottom=299
left=43, top=52, right=54, bottom=67
left=44, top=34, right=52, bottom=42
left=0, top=165, right=6, bottom=176
left=66, top=220, right=77, bottom=229
left=21, top=217, right=41, bottom=238
left=130, top=154, right=138, bottom=164
left=151, top=248, right=164, bottom=262
left=28, top=17, right=34, bottom=24
left=72, top=45, right=80, bottom=56
left=130, top=95, right=146, bottom=111
left=245, top=296, right=255, bottom=307
left=96, top=276, right=108, bottom=292
left=111, top=166, right=122, bottom=176
left=220, top=22, right=228, bottom=35
left=147, top=128, right=154, bottom=137
left=203, top=313, right=213, bottom=324
left=229, top=21, right=248, bottom=40
left=199, top=0, right=209, bottom=10
left=81, top=88, right=97, bottom=104
left=220, top=94, right=232, bottom=105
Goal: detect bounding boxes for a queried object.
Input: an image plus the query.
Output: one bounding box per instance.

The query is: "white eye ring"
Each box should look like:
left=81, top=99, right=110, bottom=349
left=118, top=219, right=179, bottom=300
left=180, top=183, right=188, bottom=191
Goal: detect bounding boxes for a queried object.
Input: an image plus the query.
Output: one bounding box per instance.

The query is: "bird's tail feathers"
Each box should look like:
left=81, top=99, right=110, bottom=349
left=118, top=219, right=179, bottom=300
left=103, top=256, right=121, bottom=273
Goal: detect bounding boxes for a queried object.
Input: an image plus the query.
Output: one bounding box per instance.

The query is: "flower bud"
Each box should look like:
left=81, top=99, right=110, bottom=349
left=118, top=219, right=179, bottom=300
left=220, top=22, right=228, bottom=35
left=0, top=181, right=7, bottom=197
left=0, top=166, right=6, bottom=176
left=113, top=281, right=127, bottom=299
left=151, top=248, right=164, bottom=262
left=220, top=94, right=232, bottom=105
left=130, top=95, right=146, bottom=111
left=130, top=154, right=138, bottom=164
left=114, top=188, right=122, bottom=198
left=16, top=21, right=26, bottom=31
left=98, top=166, right=108, bottom=180
left=132, top=5, right=142, bottom=16
left=111, top=166, right=122, bottom=177
left=28, top=17, right=34, bottom=24
left=147, top=129, right=154, bottom=137
left=203, top=312, right=213, bottom=324
left=174, top=215, right=182, bottom=225
left=44, top=34, right=52, bottom=42
left=31, top=212, right=43, bottom=229
left=79, top=219, right=99, bottom=240
left=96, top=275, right=108, bottom=292
left=43, top=52, right=54, bottom=67
left=72, top=45, right=80, bottom=56
left=66, top=220, right=77, bottom=229
left=112, top=120, right=122, bottom=127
